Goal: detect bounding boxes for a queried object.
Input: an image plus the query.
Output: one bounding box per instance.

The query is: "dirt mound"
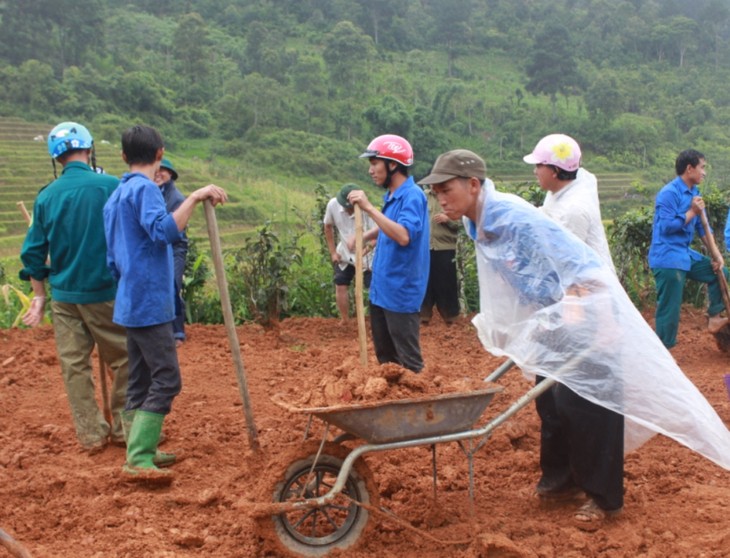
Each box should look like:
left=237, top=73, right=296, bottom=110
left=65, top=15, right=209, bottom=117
left=1, top=308, right=729, bottom=557
left=284, top=357, right=490, bottom=408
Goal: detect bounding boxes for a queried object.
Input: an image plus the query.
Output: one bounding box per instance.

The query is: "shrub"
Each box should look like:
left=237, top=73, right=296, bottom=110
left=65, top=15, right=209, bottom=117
left=182, top=237, right=219, bottom=324
left=228, top=222, right=303, bottom=327
left=286, top=249, right=336, bottom=318
left=456, top=231, right=478, bottom=313
left=609, top=207, right=655, bottom=307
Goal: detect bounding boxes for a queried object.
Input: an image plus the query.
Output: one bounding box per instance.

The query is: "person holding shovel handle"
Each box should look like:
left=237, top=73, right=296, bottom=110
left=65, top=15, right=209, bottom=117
left=648, top=149, right=729, bottom=349
left=103, top=125, right=227, bottom=483
left=19, top=121, right=129, bottom=454
left=347, top=134, right=429, bottom=373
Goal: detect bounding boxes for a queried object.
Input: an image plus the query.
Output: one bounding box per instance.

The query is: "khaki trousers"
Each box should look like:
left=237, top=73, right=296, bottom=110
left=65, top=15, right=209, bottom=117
left=51, top=300, right=128, bottom=447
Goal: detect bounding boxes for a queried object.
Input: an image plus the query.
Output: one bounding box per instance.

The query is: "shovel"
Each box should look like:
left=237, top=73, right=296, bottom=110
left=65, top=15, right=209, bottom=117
left=354, top=205, right=367, bottom=366
left=203, top=200, right=259, bottom=450
left=699, top=211, right=730, bottom=353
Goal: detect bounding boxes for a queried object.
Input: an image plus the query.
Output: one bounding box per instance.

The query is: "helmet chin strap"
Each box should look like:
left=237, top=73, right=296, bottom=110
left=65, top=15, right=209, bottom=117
left=381, top=160, right=396, bottom=189
left=50, top=146, right=96, bottom=178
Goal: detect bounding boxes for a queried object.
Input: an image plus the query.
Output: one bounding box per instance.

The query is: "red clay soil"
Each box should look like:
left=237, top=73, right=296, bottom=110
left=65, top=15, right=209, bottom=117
left=1, top=306, right=729, bottom=558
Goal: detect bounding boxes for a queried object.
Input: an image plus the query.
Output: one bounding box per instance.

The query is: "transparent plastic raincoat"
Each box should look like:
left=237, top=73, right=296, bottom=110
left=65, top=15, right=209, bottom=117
left=469, top=180, right=730, bottom=470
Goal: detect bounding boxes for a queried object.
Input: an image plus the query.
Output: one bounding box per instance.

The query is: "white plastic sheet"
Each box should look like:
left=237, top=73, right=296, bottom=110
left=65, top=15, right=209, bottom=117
left=469, top=180, right=730, bottom=470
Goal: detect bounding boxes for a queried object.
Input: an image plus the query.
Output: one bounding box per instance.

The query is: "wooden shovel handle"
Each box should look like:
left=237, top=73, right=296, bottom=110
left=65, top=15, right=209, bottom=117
left=17, top=201, right=31, bottom=226
left=354, top=206, right=367, bottom=366
left=98, top=354, right=111, bottom=426
left=203, top=200, right=259, bottom=450
left=699, top=211, right=730, bottom=313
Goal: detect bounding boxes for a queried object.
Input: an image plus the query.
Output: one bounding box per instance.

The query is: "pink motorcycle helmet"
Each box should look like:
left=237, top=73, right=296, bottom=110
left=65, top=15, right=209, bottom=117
left=523, top=134, right=581, bottom=172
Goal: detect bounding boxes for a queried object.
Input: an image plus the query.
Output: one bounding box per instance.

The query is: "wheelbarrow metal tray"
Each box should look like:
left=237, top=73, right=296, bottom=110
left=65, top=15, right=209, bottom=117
left=301, top=387, right=502, bottom=444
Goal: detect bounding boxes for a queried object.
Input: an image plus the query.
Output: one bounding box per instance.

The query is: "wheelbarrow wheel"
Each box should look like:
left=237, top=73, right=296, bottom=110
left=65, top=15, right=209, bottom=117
left=262, top=441, right=377, bottom=557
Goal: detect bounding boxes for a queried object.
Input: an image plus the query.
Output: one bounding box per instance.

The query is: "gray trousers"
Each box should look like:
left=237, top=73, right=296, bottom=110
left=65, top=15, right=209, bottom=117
left=125, top=322, right=182, bottom=415
left=370, top=304, right=424, bottom=372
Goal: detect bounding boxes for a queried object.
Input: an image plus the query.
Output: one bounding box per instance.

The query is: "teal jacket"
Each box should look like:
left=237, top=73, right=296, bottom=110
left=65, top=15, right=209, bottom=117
left=20, top=161, right=120, bottom=304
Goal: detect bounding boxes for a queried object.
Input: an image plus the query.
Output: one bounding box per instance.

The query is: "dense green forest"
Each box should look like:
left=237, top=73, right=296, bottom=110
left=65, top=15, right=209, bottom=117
left=3, top=0, right=730, bottom=185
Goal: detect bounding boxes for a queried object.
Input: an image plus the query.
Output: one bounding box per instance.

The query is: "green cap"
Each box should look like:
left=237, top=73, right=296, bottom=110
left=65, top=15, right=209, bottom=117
left=336, top=183, right=358, bottom=209
left=160, top=158, right=178, bottom=181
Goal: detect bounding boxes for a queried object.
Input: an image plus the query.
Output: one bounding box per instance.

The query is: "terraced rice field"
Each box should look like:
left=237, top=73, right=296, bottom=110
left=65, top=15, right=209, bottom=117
left=0, top=117, right=644, bottom=259
left=0, top=118, right=269, bottom=259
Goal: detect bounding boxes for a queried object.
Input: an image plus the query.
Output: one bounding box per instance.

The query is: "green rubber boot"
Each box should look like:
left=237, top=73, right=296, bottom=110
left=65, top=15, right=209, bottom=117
left=122, top=410, right=173, bottom=482
left=121, top=409, right=176, bottom=467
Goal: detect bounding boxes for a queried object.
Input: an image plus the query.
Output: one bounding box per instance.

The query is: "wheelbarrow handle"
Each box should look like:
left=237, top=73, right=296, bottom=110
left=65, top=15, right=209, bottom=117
left=483, top=358, right=515, bottom=383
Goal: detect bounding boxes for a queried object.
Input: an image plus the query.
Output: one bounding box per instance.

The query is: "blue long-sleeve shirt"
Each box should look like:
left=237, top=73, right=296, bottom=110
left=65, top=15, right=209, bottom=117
left=648, top=176, right=705, bottom=270
left=103, top=172, right=182, bottom=327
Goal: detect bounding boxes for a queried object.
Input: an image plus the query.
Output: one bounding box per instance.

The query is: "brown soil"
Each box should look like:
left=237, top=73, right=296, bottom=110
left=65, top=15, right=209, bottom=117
left=1, top=307, right=729, bottom=557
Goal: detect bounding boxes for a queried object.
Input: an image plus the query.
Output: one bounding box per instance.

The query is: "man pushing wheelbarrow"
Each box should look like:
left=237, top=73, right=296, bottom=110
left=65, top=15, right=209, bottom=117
left=420, top=149, right=730, bottom=527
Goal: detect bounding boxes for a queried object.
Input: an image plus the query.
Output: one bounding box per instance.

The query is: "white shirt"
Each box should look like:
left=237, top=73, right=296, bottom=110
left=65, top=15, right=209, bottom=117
left=541, top=168, right=616, bottom=272
left=323, top=198, right=375, bottom=270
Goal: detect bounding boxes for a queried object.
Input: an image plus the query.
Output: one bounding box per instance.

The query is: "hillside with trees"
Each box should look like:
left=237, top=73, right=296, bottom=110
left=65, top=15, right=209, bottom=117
left=3, top=0, right=730, bottom=185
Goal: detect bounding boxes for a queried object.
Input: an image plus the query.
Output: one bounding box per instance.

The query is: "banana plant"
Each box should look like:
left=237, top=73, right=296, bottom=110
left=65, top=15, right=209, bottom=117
left=1, top=284, right=46, bottom=328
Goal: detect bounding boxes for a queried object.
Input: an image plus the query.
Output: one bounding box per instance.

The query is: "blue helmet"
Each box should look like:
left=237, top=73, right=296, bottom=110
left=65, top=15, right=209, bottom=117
left=47, top=122, right=93, bottom=158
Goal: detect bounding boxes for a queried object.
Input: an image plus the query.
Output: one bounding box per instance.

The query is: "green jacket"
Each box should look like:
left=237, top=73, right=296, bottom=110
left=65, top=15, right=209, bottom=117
left=20, top=161, right=120, bottom=304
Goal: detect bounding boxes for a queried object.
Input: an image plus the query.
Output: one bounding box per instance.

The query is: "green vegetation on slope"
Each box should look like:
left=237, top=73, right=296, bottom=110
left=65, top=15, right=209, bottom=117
left=2, top=0, right=730, bottom=188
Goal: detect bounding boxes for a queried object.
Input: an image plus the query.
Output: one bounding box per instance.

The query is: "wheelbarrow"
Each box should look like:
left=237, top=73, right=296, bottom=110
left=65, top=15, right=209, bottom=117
left=257, top=359, right=557, bottom=557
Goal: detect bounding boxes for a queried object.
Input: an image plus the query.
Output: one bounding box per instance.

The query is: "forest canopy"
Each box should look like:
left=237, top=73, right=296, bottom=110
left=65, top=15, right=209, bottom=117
left=2, top=0, right=730, bottom=182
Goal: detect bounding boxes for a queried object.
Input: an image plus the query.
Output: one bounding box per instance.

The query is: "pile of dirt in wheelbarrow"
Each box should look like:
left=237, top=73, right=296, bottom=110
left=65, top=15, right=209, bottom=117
left=281, top=357, right=491, bottom=408
left=1, top=308, right=729, bottom=557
